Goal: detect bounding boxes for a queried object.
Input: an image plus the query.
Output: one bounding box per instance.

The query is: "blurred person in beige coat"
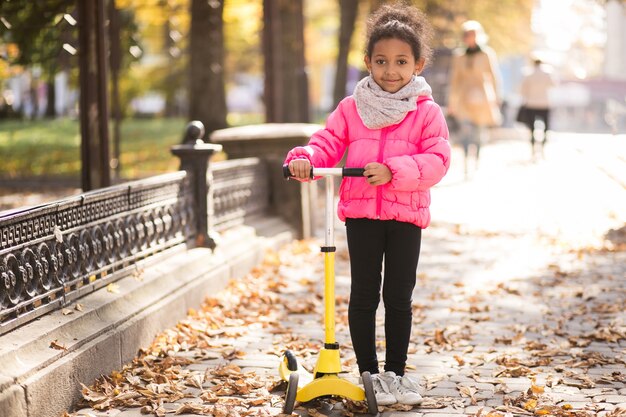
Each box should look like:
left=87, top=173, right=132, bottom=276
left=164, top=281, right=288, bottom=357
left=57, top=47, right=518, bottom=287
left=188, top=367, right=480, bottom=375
left=447, top=20, right=502, bottom=177
left=519, top=57, right=558, bottom=159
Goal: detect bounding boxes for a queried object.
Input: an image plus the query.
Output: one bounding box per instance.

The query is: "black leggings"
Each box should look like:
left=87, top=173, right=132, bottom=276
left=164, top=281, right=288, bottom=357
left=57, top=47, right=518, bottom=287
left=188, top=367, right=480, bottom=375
left=345, top=218, right=421, bottom=376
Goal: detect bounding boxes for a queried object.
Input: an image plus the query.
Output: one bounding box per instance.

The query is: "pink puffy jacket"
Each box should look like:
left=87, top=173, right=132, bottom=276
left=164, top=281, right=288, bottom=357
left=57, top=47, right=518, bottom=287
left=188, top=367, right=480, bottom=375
left=284, top=95, right=451, bottom=228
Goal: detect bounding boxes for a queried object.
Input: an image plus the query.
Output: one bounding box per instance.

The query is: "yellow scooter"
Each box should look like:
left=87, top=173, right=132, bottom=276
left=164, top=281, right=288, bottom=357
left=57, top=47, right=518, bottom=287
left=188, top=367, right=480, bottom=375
left=280, top=165, right=378, bottom=415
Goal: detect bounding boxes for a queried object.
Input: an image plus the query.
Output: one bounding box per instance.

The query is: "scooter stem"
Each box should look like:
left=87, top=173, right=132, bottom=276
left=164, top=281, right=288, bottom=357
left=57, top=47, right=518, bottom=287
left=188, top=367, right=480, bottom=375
left=323, top=176, right=336, bottom=345
left=324, top=176, right=335, bottom=248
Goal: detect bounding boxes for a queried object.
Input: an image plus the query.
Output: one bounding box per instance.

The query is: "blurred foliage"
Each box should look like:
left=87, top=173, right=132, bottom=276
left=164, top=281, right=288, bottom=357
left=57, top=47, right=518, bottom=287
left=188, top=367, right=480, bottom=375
left=0, top=0, right=614, bottom=180
left=305, top=0, right=533, bottom=113
left=223, top=1, right=263, bottom=77
left=0, top=118, right=184, bottom=178
left=362, top=0, right=534, bottom=57
left=0, top=0, right=75, bottom=81
left=0, top=0, right=142, bottom=117
left=0, top=0, right=534, bottom=114
left=461, top=0, right=534, bottom=55
left=116, top=0, right=188, bottom=60
left=114, top=0, right=262, bottom=112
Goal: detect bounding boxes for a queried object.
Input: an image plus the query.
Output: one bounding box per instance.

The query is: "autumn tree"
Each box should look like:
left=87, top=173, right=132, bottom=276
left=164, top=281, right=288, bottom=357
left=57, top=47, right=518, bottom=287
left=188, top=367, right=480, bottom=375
left=332, top=0, right=359, bottom=107
left=331, top=0, right=534, bottom=104
left=189, top=0, right=227, bottom=138
left=263, top=0, right=309, bottom=123
left=0, top=0, right=76, bottom=117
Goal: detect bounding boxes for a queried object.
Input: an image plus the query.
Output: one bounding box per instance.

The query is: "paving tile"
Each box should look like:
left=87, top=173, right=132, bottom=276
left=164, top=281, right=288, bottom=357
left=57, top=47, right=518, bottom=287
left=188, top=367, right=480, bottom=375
left=424, top=388, right=461, bottom=397
left=74, top=409, right=122, bottom=417
left=554, top=401, right=599, bottom=410
left=115, top=410, right=147, bottom=417
left=593, top=395, right=626, bottom=404
left=464, top=405, right=494, bottom=414
left=432, top=380, right=459, bottom=389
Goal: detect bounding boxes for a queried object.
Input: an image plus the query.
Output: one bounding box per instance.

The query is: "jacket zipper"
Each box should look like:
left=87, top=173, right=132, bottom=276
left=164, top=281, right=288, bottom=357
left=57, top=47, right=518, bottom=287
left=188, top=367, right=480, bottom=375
left=376, top=128, right=387, bottom=219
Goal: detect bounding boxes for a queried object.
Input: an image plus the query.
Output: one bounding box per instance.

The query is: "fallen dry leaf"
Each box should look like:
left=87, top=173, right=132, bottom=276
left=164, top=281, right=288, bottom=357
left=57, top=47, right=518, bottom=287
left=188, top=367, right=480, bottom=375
left=458, top=385, right=478, bottom=405
left=107, top=283, right=120, bottom=293
left=63, top=239, right=626, bottom=417
left=50, top=339, right=68, bottom=351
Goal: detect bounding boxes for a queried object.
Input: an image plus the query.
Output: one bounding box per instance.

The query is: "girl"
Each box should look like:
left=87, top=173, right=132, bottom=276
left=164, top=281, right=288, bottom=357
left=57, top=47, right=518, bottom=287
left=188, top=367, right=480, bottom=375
left=285, top=2, right=450, bottom=406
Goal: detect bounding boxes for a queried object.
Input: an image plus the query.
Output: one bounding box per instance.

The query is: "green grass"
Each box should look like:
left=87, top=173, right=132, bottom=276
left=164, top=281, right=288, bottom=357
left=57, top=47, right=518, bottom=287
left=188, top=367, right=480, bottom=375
left=0, top=117, right=191, bottom=180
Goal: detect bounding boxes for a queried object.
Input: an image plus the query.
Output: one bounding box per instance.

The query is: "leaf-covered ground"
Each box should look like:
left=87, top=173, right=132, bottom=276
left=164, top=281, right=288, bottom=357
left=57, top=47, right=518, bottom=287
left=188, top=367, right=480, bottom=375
left=63, top=228, right=625, bottom=417
left=63, top=135, right=626, bottom=417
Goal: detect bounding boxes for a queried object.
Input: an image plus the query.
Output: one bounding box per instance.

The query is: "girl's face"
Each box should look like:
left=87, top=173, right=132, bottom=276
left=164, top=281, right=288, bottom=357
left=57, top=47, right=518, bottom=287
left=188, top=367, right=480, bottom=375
left=365, top=38, right=425, bottom=94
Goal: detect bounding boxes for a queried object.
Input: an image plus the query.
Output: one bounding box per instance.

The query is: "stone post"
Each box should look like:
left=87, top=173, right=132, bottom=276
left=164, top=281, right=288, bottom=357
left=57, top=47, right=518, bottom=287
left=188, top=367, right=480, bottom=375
left=171, top=122, right=223, bottom=249
left=210, top=123, right=322, bottom=239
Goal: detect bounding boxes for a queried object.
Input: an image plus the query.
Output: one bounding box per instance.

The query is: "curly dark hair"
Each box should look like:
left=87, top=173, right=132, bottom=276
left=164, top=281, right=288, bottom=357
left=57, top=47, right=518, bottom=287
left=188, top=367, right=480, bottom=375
left=365, top=1, right=433, bottom=65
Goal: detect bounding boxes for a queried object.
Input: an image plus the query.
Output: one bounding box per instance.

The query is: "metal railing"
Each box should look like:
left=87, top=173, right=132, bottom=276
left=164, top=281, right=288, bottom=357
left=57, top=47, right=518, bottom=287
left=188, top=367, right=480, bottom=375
left=0, top=160, right=275, bottom=335
left=211, top=157, right=270, bottom=231
left=0, top=172, right=195, bottom=334
left=0, top=121, right=304, bottom=335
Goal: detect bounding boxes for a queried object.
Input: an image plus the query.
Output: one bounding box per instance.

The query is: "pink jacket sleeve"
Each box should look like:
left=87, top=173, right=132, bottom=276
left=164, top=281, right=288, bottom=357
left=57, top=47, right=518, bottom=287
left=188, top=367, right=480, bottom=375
left=384, top=104, right=451, bottom=191
left=284, top=100, right=350, bottom=170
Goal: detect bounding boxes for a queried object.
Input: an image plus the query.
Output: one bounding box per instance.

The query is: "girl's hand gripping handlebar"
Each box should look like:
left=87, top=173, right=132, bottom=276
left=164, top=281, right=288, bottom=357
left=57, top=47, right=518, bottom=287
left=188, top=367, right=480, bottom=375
left=283, top=164, right=365, bottom=179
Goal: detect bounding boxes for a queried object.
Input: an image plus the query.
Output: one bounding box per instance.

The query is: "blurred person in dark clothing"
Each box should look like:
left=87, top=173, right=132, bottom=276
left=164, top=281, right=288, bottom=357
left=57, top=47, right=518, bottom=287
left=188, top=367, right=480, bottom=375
left=519, top=57, right=558, bottom=160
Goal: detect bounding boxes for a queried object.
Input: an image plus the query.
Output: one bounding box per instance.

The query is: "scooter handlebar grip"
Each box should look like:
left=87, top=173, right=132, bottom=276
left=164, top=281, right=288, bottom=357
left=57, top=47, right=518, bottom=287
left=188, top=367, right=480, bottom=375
left=282, top=164, right=291, bottom=179
left=282, top=164, right=314, bottom=179
left=342, top=168, right=365, bottom=177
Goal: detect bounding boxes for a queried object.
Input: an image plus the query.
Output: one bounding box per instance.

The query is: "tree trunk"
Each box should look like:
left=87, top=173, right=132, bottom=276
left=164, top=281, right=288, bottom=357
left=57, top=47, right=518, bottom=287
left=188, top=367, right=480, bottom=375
left=78, top=0, right=111, bottom=191
left=162, top=2, right=177, bottom=118
left=109, top=0, right=122, bottom=180
left=263, top=0, right=309, bottom=123
left=45, top=79, right=56, bottom=118
left=189, top=0, right=227, bottom=139
left=333, top=0, right=359, bottom=108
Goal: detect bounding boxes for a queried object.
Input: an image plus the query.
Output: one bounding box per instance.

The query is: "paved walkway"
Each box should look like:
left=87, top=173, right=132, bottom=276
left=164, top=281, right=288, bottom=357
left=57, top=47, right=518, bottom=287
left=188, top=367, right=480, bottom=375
left=67, top=132, right=626, bottom=417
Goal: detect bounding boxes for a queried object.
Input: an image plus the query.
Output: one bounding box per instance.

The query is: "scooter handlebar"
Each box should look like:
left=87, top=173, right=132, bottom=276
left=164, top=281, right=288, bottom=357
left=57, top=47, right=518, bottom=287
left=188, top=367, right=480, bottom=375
left=342, top=168, right=366, bottom=177
left=282, top=164, right=365, bottom=179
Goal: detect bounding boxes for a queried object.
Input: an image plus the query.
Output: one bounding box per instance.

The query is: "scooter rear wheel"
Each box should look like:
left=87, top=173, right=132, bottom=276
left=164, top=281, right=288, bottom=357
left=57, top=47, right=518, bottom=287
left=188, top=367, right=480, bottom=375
left=283, top=372, right=299, bottom=414
left=361, top=371, right=379, bottom=415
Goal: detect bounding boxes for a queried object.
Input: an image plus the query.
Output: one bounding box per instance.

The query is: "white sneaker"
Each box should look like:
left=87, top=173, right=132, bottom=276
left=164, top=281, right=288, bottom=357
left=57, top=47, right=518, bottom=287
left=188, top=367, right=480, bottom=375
left=381, top=371, right=423, bottom=405
left=370, top=373, right=397, bottom=406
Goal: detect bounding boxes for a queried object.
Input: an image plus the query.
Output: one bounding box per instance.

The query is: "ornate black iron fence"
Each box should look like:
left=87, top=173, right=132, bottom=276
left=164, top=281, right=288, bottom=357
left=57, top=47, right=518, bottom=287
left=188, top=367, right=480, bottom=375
left=211, top=157, right=270, bottom=231
left=0, top=121, right=311, bottom=336
left=0, top=160, right=275, bottom=335
left=0, top=172, right=195, bottom=335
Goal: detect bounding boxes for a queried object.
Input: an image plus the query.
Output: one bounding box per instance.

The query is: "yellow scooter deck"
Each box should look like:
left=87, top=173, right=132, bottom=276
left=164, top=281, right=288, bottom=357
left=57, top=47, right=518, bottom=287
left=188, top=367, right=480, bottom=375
left=279, top=347, right=365, bottom=403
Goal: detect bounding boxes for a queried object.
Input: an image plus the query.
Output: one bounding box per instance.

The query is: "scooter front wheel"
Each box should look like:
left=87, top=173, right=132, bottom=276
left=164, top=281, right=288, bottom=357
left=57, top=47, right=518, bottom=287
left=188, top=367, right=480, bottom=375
left=361, top=371, right=379, bottom=415
left=283, top=372, right=299, bottom=414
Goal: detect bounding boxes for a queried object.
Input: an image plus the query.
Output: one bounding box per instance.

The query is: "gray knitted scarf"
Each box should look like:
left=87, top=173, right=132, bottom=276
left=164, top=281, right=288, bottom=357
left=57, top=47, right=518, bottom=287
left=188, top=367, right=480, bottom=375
left=353, top=75, right=432, bottom=129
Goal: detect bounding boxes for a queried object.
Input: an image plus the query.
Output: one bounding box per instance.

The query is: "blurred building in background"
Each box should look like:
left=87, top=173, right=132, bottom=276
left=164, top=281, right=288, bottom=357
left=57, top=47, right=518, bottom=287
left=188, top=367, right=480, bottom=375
left=422, top=0, right=626, bottom=134
left=604, top=0, right=626, bottom=81
left=602, top=0, right=626, bottom=133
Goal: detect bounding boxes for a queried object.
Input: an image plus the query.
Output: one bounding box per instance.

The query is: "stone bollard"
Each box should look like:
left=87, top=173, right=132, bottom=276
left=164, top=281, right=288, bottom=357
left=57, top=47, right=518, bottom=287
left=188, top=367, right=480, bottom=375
left=171, top=121, right=223, bottom=249
left=210, top=123, right=322, bottom=239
